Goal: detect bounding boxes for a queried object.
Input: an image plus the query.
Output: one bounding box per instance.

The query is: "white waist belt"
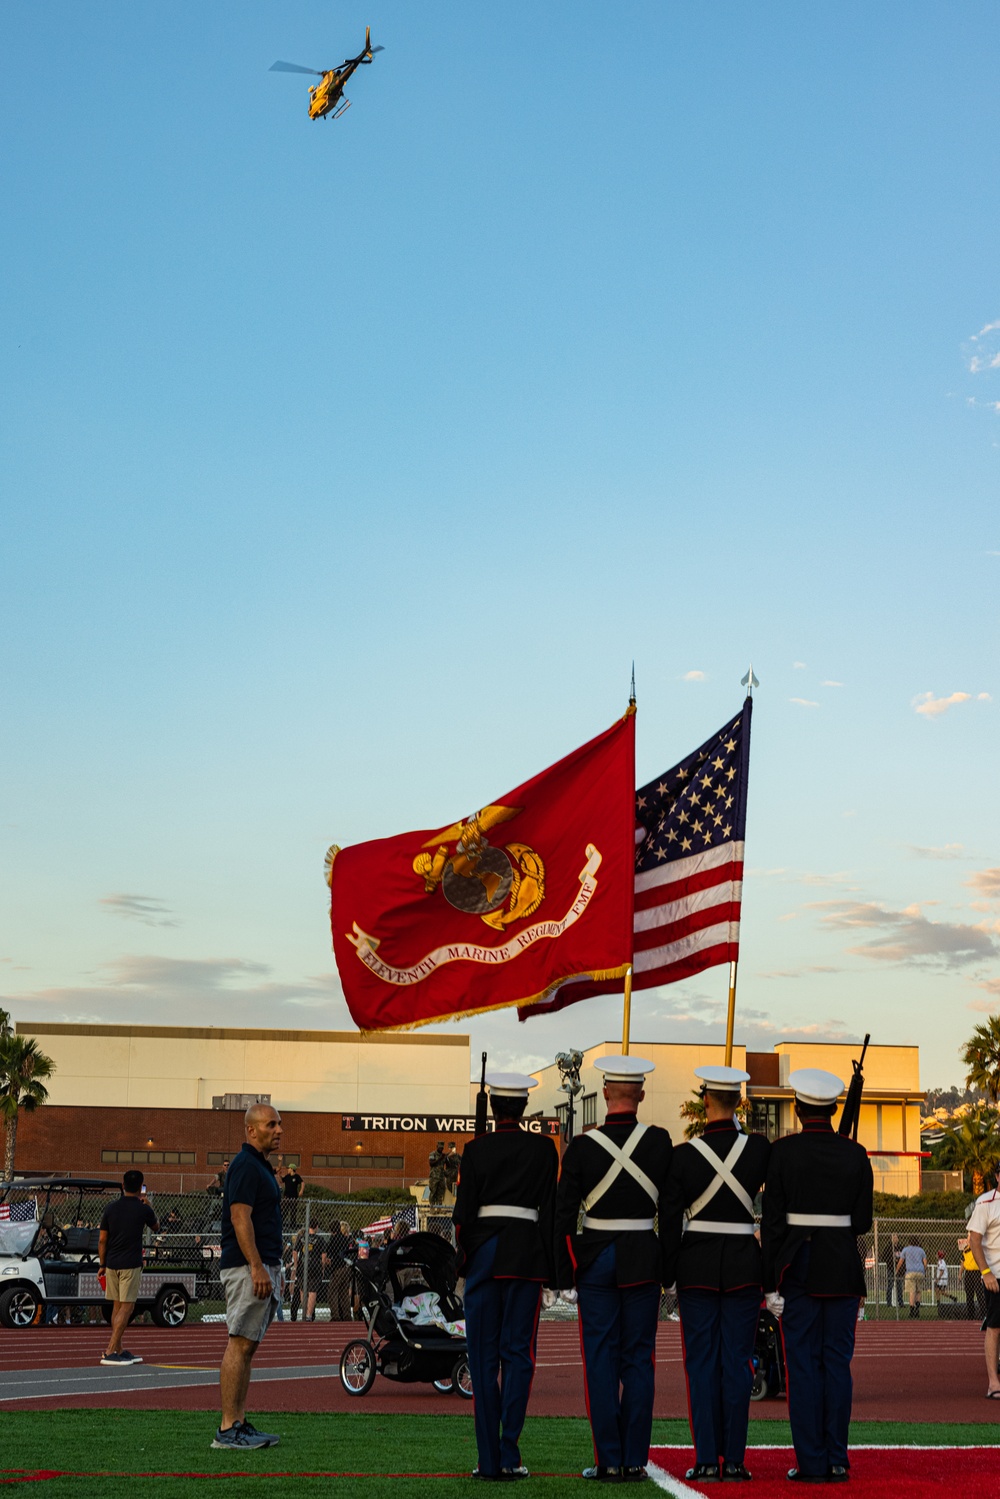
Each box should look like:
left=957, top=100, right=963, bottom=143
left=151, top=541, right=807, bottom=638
left=685, top=1220, right=757, bottom=1236
left=786, top=1213, right=852, bottom=1228
left=478, top=1205, right=538, bottom=1222
left=582, top=1215, right=655, bottom=1232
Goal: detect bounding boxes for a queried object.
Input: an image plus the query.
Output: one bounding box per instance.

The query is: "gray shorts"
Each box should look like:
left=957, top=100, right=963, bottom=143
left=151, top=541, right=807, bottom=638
left=221, top=1263, right=283, bottom=1343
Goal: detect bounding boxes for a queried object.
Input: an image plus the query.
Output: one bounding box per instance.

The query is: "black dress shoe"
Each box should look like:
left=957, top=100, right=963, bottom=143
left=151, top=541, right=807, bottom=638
left=787, top=1471, right=827, bottom=1484
left=582, top=1469, right=621, bottom=1482
left=620, top=1469, right=648, bottom=1483
left=722, top=1463, right=753, bottom=1480
left=827, top=1468, right=849, bottom=1483
left=685, top=1465, right=721, bottom=1483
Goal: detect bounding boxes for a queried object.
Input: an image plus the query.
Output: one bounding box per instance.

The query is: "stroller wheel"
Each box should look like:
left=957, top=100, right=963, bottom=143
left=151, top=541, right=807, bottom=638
left=433, top=1377, right=454, bottom=1394
left=339, top=1339, right=377, bottom=1396
left=750, top=1370, right=768, bottom=1402
left=452, top=1355, right=474, bottom=1400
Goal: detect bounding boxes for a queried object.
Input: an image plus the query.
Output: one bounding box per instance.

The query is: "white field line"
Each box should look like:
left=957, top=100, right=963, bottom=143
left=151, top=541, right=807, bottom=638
left=647, top=1460, right=703, bottom=1498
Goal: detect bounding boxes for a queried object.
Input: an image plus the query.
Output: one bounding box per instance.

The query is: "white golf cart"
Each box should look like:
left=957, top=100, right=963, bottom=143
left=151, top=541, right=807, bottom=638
left=0, top=1177, right=200, bottom=1330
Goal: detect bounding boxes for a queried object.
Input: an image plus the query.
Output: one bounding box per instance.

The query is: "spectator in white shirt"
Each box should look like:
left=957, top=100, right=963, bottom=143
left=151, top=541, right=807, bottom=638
left=966, top=1181, right=1000, bottom=1399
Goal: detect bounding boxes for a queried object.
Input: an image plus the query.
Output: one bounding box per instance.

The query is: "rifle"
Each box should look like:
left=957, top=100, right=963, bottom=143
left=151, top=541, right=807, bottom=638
left=475, top=1051, right=488, bottom=1136
left=838, top=1033, right=870, bottom=1141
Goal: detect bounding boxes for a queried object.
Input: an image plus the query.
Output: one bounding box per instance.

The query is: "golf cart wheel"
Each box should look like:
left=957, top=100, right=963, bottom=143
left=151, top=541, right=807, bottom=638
left=452, top=1355, right=474, bottom=1399
left=339, top=1339, right=377, bottom=1396
left=0, top=1285, right=42, bottom=1329
left=152, top=1288, right=189, bottom=1327
left=433, top=1377, right=453, bottom=1394
left=750, top=1369, right=768, bottom=1401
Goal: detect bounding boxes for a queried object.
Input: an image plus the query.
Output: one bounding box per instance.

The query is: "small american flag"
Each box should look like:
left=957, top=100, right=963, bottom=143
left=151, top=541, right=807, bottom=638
left=360, top=1215, right=394, bottom=1237
left=519, top=700, right=752, bottom=1018
left=0, top=1200, right=36, bottom=1223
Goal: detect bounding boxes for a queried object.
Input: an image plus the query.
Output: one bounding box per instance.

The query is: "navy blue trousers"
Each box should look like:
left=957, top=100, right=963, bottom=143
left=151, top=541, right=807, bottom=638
left=781, top=1250, right=860, bottom=1477
left=677, top=1287, right=761, bottom=1466
left=463, top=1235, right=542, bottom=1475
left=577, top=1245, right=660, bottom=1469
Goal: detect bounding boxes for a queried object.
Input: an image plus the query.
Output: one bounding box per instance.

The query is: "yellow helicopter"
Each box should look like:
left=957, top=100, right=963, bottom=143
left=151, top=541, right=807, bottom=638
left=269, top=26, right=383, bottom=121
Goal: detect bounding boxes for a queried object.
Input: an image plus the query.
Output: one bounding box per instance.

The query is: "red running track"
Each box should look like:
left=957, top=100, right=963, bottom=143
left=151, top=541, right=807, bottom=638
left=0, top=1321, right=998, bottom=1424
left=649, top=1446, right=1000, bottom=1495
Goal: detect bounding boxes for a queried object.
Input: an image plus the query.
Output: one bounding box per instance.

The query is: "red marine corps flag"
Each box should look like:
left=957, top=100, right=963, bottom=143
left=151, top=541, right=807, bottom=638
left=327, top=711, right=636, bottom=1032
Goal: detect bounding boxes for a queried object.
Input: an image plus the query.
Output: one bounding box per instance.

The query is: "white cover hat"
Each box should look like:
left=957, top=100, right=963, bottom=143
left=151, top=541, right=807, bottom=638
left=594, top=1055, right=654, bottom=1083
left=694, top=1064, right=750, bottom=1091
left=486, top=1071, right=539, bottom=1098
left=788, top=1067, right=844, bottom=1106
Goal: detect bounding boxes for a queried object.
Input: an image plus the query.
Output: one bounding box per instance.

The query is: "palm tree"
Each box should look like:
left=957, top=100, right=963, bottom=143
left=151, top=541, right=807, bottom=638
left=962, top=1015, right=1000, bottom=1104
left=938, top=1103, right=1000, bottom=1196
left=0, top=1035, right=55, bottom=1181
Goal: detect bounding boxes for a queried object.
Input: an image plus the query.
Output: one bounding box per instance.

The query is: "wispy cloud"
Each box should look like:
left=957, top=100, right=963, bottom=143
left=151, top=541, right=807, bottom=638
left=811, top=899, right=1000, bottom=968
left=640, top=987, right=859, bottom=1048
left=100, top=894, right=178, bottom=928
left=822, top=680, right=844, bottom=688
left=790, top=697, right=820, bottom=708
left=967, top=869, right=1000, bottom=901
left=908, top=843, right=965, bottom=861
left=911, top=690, right=971, bottom=718
left=792, top=661, right=806, bottom=670
left=2, top=955, right=350, bottom=1028
left=682, top=670, right=706, bottom=682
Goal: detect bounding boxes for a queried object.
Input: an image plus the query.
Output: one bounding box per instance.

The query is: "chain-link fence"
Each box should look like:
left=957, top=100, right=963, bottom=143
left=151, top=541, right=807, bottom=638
left=858, top=1218, right=982, bottom=1321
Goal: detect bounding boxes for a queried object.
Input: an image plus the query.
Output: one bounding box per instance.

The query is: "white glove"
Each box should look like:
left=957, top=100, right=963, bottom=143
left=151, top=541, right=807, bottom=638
left=560, top=1288, right=578, bottom=1304
left=541, top=1288, right=557, bottom=1309
left=765, top=1292, right=784, bottom=1319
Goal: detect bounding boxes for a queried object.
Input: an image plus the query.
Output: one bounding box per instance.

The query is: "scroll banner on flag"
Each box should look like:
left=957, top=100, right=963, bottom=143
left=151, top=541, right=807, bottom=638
left=518, top=698, right=752, bottom=1022
left=329, top=712, right=636, bottom=1032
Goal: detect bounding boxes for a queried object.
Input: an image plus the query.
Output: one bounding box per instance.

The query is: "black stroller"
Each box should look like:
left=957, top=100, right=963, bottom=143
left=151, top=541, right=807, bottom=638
left=750, top=1305, right=786, bottom=1401
left=338, top=1232, right=472, bottom=1399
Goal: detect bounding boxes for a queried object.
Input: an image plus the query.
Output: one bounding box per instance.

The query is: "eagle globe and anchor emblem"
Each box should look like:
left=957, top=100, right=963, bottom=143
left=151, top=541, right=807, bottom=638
left=411, top=806, right=546, bottom=930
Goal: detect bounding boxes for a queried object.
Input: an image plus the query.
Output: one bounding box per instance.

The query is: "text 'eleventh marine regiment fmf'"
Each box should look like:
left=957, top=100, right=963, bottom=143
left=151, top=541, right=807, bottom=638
left=453, top=1060, right=874, bottom=1484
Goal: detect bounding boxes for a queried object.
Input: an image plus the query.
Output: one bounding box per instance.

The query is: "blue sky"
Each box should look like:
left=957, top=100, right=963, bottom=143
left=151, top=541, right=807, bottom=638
left=1, top=2, right=997, bottom=1090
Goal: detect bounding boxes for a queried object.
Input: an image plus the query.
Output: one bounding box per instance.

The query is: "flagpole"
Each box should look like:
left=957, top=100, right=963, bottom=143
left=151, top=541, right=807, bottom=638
left=621, top=964, right=633, bottom=1054
left=724, top=664, right=758, bottom=1067
left=621, top=663, right=637, bottom=1055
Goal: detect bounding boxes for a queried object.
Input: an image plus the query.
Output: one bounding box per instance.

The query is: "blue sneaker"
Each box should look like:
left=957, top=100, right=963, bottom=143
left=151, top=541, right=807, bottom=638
left=240, top=1420, right=279, bottom=1447
left=211, top=1425, right=270, bottom=1450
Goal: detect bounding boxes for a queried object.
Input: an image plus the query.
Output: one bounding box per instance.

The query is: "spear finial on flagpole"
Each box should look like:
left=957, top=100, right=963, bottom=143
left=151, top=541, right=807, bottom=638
left=740, top=664, right=759, bottom=699
left=630, top=661, right=636, bottom=708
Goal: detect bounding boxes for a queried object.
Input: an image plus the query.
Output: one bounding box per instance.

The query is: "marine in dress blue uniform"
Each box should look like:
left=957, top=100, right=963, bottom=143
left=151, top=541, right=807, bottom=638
left=453, top=1072, right=558, bottom=1481
left=661, top=1065, right=771, bottom=1483
left=555, top=1056, right=673, bottom=1482
left=761, top=1069, right=874, bottom=1484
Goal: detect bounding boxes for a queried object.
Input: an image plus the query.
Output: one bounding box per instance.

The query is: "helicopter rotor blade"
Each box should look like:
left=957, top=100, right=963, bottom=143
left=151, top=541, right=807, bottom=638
left=269, top=61, right=325, bottom=75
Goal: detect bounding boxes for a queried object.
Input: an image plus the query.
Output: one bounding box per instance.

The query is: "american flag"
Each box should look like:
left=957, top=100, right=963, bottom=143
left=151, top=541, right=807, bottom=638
left=360, top=1215, right=394, bottom=1237
left=519, top=700, right=752, bottom=1019
left=0, top=1200, right=36, bottom=1222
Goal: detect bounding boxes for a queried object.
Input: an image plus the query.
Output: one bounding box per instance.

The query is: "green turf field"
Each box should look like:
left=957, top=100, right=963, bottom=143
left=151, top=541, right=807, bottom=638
left=1, top=1414, right=998, bottom=1498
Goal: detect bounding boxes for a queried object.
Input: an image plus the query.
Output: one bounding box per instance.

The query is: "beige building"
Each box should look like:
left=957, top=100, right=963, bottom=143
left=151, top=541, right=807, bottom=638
left=531, top=1039, right=925, bottom=1196
left=16, top=1022, right=471, bottom=1115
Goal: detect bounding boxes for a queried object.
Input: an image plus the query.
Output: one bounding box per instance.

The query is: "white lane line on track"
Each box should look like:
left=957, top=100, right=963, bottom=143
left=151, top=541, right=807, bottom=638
left=0, top=1366, right=341, bottom=1403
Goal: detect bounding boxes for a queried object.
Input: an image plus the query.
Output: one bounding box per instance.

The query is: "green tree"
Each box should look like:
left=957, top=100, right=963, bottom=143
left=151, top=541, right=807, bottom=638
left=937, top=1103, right=1000, bottom=1196
left=0, top=1034, right=55, bottom=1180
left=678, top=1090, right=750, bottom=1140
left=962, top=1014, right=1000, bottom=1104
left=0, top=1008, right=11, bottom=1040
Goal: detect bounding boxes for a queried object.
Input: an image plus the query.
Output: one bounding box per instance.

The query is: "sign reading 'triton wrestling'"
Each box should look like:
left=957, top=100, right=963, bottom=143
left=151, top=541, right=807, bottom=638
left=341, top=1113, right=560, bottom=1136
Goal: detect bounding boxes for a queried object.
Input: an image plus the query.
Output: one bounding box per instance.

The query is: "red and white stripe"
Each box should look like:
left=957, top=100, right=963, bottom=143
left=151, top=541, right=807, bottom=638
left=632, top=839, right=743, bottom=987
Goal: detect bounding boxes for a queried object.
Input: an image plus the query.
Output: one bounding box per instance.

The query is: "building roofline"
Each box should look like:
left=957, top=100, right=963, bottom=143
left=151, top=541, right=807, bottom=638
left=15, top=1022, right=468, bottom=1048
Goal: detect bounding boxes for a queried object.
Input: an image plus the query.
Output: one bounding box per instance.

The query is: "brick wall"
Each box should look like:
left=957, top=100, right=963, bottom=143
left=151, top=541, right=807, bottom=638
left=12, top=1105, right=474, bottom=1192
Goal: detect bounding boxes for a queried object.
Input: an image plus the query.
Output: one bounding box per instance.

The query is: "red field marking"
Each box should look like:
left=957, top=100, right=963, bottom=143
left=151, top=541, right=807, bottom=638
left=649, top=1447, right=1000, bottom=1496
